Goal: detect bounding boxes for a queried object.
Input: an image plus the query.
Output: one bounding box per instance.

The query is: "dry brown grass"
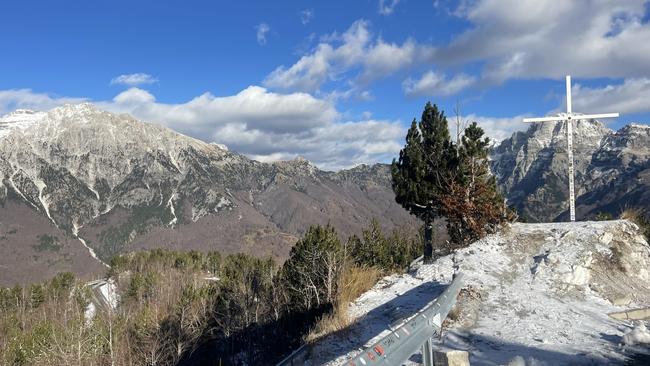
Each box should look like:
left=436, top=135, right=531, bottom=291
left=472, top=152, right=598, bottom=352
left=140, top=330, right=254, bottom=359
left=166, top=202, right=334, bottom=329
left=620, top=208, right=644, bottom=225
left=305, top=265, right=381, bottom=342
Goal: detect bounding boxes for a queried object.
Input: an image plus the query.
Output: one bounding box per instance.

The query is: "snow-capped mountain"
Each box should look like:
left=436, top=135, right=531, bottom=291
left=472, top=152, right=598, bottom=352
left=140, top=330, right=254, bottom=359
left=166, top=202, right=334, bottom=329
left=0, top=104, right=415, bottom=284
left=491, top=119, right=650, bottom=222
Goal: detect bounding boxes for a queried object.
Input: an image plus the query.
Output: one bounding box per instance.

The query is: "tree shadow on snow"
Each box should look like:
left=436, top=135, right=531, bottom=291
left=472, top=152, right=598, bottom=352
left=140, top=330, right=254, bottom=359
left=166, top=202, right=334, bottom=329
left=306, top=279, right=448, bottom=364
left=304, top=278, right=630, bottom=365
left=438, top=331, right=624, bottom=365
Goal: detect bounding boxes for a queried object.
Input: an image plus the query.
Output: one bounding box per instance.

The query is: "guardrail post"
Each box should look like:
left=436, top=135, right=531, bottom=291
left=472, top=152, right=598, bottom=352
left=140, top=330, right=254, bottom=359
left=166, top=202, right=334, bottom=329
left=422, top=337, right=434, bottom=366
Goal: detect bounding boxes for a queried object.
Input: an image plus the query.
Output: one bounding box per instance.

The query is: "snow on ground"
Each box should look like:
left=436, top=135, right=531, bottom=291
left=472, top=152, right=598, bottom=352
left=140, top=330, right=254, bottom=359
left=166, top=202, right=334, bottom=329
left=308, top=220, right=650, bottom=365
left=84, top=278, right=119, bottom=323
left=73, top=222, right=110, bottom=268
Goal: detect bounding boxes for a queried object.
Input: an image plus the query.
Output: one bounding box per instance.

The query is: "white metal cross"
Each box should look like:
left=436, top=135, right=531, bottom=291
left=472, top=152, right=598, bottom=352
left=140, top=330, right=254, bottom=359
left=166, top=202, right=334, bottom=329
left=523, top=76, right=619, bottom=222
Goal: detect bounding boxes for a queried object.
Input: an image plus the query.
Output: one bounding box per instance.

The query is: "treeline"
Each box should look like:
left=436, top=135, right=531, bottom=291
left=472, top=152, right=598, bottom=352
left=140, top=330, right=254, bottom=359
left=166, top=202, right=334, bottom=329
left=0, top=220, right=421, bottom=366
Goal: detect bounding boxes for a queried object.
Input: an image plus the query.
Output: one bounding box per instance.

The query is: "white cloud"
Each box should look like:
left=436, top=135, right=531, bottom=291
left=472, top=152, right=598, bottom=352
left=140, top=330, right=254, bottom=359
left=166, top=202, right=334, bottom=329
left=441, top=0, right=650, bottom=83
left=110, top=73, right=158, bottom=86
left=0, top=87, right=404, bottom=170
left=403, top=71, right=476, bottom=96
left=264, top=20, right=435, bottom=92
left=300, top=9, right=314, bottom=25
left=360, top=38, right=425, bottom=82
left=572, top=78, right=650, bottom=115
left=102, top=86, right=337, bottom=135
left=263, top=2, right=650, bottom=99
left=462, top=114, right=528, bottom=143
left=378, top=0, right=401, bottom=15
left=256, top=23, right=270, bottom=45
left=0, top=89, right=86, bottom=115
left=461, top=78, right=650, bottom=144
left=323, top=87, right=374, bottom=102
left=112, top=87, right=156, bottom=105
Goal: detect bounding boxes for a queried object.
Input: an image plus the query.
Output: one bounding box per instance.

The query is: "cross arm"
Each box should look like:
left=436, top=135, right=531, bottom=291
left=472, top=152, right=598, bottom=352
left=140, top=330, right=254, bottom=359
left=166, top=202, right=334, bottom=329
left=522, top=116, right=567, bottom=123
left=523, top=112, right=619, bottom=123
left=572, top=113, right=619, bottom=120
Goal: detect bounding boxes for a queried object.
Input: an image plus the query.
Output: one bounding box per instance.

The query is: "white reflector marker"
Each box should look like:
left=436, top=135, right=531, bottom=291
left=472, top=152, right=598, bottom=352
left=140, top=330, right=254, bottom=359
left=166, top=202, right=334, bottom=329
left=431, top=313, right=442, bottom=328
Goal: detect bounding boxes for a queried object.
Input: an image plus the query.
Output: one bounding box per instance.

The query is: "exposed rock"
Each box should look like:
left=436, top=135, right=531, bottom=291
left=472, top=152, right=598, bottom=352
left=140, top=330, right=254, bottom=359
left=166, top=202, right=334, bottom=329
left=0, top=104, right=416, bottom=284
left=491, top=119, right=650, bottom=222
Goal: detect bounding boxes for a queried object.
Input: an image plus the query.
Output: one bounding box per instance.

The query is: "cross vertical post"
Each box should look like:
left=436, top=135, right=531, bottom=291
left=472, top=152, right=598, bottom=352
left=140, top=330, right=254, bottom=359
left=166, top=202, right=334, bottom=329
left=566, top=76, right=576, bottom=221
left=522, top=75, right=619, bottom=222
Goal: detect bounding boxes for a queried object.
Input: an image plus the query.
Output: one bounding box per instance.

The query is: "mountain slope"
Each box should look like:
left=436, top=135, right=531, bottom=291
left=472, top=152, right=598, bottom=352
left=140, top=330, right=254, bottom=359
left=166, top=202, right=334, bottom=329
left=310, top=220, right=650, bottom=365
left=0, top=104, right=415, bottom=285
left=491, top=119, right=650, bottom=222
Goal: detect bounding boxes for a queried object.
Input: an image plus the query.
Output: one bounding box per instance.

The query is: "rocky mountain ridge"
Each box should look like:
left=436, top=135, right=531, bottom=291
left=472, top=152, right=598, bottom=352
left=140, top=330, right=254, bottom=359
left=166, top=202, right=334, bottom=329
left=491, top=118, right=650, bottom=222
left=0, top=104, right=415, bottom=285
left=2, top=103, right=648, bottom=285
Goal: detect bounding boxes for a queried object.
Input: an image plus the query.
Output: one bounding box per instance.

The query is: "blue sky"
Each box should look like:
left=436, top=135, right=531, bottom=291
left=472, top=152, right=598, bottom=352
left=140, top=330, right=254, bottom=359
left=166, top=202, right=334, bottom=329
left=1, top=0, right=649, bottom=170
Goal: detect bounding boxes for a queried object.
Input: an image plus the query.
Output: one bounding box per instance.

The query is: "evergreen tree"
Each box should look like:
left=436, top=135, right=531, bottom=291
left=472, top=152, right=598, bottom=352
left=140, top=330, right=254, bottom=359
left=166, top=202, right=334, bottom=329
left=391, top=103, right=456, bottom=263
left=442, top=122, right=508, bottom=245
left=278, top=224, right=344, bottom=311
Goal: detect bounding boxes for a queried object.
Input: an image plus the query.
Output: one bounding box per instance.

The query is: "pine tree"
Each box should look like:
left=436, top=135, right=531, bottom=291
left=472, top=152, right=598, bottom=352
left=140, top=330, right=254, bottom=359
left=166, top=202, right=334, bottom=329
left=278, top=224, right=344, bottom=311
left=391, top=103, right=456, bottom=263
left=442, top=122, right=508, bottom=245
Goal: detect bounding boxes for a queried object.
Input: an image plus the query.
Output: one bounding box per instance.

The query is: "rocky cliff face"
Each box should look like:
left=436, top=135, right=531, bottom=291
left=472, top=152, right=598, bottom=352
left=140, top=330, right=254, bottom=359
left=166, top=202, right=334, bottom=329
left=491, top=118, right=650, bottom=222
left=0, top=104, right=415, bottom=285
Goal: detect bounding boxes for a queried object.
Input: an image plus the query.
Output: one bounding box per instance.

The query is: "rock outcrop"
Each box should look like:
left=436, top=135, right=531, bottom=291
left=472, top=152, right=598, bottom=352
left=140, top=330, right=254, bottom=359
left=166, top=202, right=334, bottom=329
left=491, top=119, right=650, bottom=222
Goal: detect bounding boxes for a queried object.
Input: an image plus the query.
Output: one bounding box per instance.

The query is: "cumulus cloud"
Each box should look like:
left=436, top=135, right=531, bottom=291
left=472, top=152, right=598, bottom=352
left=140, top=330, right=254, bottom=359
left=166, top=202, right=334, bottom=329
left=264, top=2, right=650, bottom=98
left=572, top=78, right=650, bottom=115
left=403, top=71, right=476, bottom=96
left=264, top=20, right=435, bottom=92
left=256, top=23, right=270, bottom=45
left=473, top=77, right=650, bottom=143
left=378, top=0, right=401, bottom=15
left=0, top=87, right=404, bottom=170
left=441, top=0, right=650, bottom=83
left=300, top=9, right=314, bottom=25
left=110, top=73, right=158, bottom=86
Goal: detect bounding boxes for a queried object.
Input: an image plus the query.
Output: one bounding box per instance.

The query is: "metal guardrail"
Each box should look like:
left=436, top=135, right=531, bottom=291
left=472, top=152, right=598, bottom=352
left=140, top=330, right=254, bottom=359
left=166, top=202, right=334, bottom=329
left=276, top=273, right=464, bottom=366
left=275, top=343, right=310, bottom=366
left=345, top=273, right=464, bottom=366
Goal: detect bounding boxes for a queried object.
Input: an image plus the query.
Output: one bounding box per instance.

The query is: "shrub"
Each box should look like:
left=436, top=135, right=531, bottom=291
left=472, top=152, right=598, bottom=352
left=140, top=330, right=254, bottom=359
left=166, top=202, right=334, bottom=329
left=279, top=224, right=344, bottom=311
left=349, top=219, right=422, bottom=272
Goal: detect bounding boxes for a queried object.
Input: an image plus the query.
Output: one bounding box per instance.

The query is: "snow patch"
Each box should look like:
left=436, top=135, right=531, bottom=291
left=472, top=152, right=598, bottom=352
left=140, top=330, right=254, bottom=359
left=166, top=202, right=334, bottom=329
left=216, top=196, right=231, bottom=211
left=84, top=278, right=119, bottom=323
left=8, top=169, right=37, bottom=209
left=73, top=223, right=109, bottom=268
left=310, top=220, right=650, bottom=365
left=211, top=142, right=229, bottom=151
left=169, top=152, right=182, bottom=172
left=166, top=193, right=177, bottom=227
left=34, top=179, right=57, bottom=227
left=0, top=109, right=46, bottom=138
left=623, top=323, right=650, bottom=346
left=87, top=184, right=100, bottom=200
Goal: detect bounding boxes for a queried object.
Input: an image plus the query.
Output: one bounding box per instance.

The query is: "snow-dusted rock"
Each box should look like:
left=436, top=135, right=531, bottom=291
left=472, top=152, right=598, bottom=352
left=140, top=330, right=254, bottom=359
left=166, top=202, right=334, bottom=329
left=623, top=323, right=650, bottom=346
left=491, top=119, right=650, bottom=222
left=310, top=220, right=650, bottom=365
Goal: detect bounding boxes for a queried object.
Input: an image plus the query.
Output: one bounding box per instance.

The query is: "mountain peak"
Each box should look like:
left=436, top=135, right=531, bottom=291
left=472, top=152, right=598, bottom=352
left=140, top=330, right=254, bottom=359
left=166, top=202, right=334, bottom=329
left=51, top=102, right=97, bottom=114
